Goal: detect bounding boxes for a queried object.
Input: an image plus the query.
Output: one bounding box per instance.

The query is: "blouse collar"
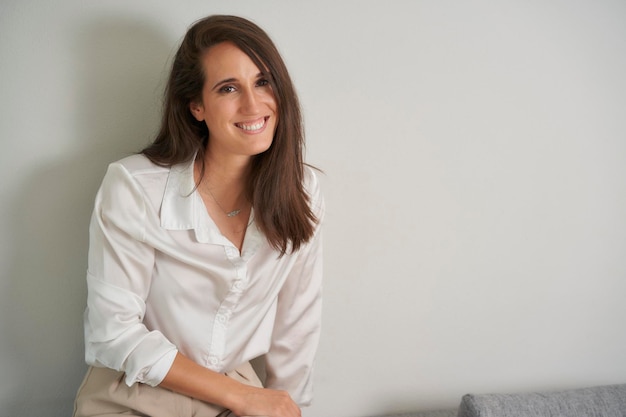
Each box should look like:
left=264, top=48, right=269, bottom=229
left=160, top=157, right=264, bottom=258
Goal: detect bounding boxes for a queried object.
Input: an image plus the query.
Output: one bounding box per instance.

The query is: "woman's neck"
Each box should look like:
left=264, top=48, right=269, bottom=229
left=194, top=151, right=251, bottom=211
left=200, top=149, right=250, bottom=184
left=194, top=151, right=253, bottom=251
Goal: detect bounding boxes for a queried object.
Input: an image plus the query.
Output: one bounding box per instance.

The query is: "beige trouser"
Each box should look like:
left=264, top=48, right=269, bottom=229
left=73, top=362, right=263, bottom=417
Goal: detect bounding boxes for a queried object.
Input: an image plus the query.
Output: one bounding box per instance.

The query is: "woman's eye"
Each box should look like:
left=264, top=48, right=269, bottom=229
left=219, top=85, right=236, bottom=93
left=256, top=78, right=270, bottom=87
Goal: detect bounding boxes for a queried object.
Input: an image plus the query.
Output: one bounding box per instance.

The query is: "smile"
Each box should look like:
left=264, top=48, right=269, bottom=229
left=235, top=117, right=267, bottom=132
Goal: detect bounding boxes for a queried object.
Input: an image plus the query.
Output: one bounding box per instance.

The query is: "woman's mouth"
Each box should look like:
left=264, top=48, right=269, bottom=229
left=235, top=117, right=268, bottom=133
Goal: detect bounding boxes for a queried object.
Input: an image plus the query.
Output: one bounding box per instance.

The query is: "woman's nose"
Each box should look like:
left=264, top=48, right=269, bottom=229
left=240, top=89, right=260, bottom=114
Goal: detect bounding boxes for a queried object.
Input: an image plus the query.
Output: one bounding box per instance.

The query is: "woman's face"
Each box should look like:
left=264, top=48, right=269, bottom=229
left=190, top=42, right=278, bottom=162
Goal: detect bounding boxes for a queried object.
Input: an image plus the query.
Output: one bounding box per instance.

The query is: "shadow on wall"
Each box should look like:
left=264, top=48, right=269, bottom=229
left=2, top=16, right=173, bottom=416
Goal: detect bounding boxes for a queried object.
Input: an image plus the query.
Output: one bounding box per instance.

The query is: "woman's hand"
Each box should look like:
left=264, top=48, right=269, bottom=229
left=228, top=385, right=301, bottom=417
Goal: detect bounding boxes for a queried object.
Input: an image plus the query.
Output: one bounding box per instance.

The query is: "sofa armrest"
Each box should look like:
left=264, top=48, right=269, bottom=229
left=457, top=383, right=626, bottom=417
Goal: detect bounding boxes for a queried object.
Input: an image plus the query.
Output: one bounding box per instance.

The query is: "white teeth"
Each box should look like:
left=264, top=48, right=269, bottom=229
left=238, top=119, right=265, bottom=131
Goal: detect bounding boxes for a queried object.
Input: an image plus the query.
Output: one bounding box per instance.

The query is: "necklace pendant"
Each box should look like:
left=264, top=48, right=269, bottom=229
left=227, top=209, right=241, bottom=217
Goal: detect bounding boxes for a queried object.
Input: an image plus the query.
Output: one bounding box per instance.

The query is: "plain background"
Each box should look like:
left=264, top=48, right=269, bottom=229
left=1, top=1, right=625, bottom=416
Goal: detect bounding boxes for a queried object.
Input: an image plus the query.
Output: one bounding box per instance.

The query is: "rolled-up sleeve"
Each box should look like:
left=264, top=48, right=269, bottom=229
left=84, top=163, right=177, bottom=387
left=263, top=169, right=325, bottom=406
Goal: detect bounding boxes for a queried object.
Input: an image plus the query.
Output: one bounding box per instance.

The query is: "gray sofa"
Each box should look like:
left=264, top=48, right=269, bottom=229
left=372, top=383, right=626, bottom=417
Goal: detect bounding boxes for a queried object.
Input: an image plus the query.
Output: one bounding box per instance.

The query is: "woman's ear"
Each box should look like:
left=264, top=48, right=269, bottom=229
left=189, top=101, right=205, bottom=121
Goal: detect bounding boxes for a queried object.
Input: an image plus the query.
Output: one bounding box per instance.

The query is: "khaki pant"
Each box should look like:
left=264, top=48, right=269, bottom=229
left=73, top=362, right=263, bottom=417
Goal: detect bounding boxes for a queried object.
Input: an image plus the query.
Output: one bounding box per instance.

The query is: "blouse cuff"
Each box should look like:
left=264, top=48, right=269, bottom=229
left=128, top=347, right=178, bottom=387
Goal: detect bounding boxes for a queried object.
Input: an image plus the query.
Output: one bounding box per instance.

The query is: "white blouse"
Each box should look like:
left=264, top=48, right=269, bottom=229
left=84, top=154, right=324, bottom=406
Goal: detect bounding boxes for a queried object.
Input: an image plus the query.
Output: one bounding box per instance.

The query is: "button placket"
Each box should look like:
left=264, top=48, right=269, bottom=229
left=205, top=252, right=250, bottom=371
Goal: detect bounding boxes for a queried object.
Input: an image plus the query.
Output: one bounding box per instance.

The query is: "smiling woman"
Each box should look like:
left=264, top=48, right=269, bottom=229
left=143, top=15, right=314, bottom=256
left=188, top=41, right=280, bottom=249
left=72, top=15, right=323, bottom=417
left=189, top=42, right=277, bottom=163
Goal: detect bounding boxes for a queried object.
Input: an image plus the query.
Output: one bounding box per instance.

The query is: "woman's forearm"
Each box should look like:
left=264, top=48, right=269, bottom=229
left=160, top=353, right=241, bottom=409
left=159, top=353, right=301, bottom=417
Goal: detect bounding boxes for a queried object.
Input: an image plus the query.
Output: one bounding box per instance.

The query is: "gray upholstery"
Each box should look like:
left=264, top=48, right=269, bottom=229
left=369, top=410, right=457, bottom=417
left=457, top=384, right=626, bottom=417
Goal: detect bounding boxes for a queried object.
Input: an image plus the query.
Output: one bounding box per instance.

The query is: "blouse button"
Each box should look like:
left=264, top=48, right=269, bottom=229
left=208, top=357, right=218, bottom=366
left=216, top=314, right=227, bottom=324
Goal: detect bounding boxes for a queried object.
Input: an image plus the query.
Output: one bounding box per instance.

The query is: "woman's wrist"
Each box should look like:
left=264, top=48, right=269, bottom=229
left=222, top=379, right=258, bottom=415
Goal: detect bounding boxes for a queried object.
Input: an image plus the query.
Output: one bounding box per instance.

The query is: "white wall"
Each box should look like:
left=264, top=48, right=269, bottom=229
left=2, top=1, right=625, bottom=416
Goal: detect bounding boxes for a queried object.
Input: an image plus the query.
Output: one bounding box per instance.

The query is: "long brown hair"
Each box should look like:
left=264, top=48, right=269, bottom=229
left=142, top=15, right=317, bottom=254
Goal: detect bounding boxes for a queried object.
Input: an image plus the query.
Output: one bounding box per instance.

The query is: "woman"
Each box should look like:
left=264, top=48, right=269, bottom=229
left=73, top=15, right=324, bottom=417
